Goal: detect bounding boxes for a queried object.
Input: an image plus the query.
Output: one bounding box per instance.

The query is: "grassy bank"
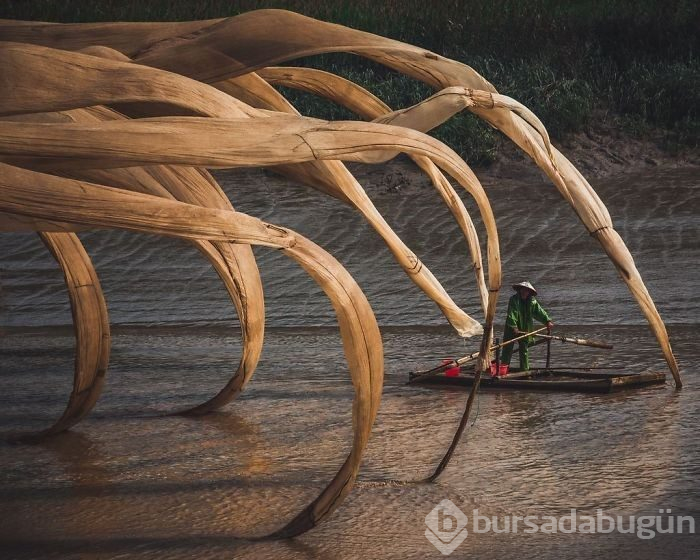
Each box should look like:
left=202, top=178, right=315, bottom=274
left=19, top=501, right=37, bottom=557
left=3, top=0, right=698, bottom=164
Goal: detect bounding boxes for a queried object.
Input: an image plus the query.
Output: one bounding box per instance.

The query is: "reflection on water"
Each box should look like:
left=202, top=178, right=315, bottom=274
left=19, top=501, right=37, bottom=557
left=0, top=166, right=698, bottom=558
left=0, top=325, right=697, bottom=558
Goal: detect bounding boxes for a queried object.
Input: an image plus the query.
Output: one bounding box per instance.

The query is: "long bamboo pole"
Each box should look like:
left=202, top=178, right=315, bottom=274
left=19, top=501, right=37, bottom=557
left=408, top=326, right=548, bottom=384
left=533, top=333, right=613, bottom=350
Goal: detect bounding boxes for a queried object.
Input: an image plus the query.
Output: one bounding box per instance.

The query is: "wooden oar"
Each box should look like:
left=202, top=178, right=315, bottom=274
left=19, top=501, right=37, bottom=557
left=408, top=326, right=548, bottom=384
left=533, top=333, right=613, bottom=350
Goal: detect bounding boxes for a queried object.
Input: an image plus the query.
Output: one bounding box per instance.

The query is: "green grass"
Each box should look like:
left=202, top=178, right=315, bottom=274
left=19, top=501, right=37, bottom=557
left=3, top=0, right=698, bottom=162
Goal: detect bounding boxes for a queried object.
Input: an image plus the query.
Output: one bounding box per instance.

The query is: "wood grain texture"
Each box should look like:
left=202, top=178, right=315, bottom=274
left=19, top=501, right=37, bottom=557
left=9, top=231, right=112, bottom=441
left=2, top=161, right=384, bottom=537
left=0, top=41, right=484, bottom=337
left=0, top=7, right=681, bottom=538
left=63, top=7, right=671, bottom=385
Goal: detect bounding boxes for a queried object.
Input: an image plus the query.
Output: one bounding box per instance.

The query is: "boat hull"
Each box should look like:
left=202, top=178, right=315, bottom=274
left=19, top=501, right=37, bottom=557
left=408, top=369, right=667, bottom=393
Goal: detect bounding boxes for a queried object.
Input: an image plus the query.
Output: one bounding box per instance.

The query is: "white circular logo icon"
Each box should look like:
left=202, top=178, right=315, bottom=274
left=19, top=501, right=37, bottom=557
left=425, top=499, right=469, bottom=555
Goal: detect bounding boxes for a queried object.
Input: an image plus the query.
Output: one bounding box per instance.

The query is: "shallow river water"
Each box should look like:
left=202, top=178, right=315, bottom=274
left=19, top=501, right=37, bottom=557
left=0, top=164, right=698, bottom=559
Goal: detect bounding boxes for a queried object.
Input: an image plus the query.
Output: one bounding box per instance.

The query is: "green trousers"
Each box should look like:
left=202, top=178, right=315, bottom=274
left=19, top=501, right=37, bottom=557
left=501, top=332, right=530, bottom=371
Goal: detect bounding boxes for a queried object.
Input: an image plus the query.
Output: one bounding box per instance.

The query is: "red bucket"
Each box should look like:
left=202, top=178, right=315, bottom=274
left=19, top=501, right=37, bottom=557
left=490, top=361, right=509, bottom=377
left=442, top=359, right=460, bottom=377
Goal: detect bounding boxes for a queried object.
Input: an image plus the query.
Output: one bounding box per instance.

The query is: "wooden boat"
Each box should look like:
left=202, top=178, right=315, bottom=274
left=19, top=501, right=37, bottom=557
left=408, top=368, right=667, bottom=393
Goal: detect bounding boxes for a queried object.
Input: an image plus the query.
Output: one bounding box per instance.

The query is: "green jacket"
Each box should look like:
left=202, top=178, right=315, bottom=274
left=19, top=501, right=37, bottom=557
left=503, top=294, right=551, bottom=342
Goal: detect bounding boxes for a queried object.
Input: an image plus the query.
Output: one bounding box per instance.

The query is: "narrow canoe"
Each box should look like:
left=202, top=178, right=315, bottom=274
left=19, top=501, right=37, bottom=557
left=408, top=369, right=667, bottom=393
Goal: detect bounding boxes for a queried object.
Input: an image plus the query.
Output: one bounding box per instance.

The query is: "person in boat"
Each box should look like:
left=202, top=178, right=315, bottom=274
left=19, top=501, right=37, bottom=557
left=501, top=281, right=554, bottom=371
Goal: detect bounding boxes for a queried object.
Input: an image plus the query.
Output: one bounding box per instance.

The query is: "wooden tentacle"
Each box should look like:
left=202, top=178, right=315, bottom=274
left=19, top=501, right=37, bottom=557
left=48, top=7, right=672, bottom=385
left=0, top=41, right=482, bottom=338
left=9, top=231, right=111, bottom=441
left=0, top=116, right=501, bottom=346
left=1, top=162, right=383, bottom=537
left=267, top=234, right=383, bottom=538
left=4, top=100, right=267, bottom=412
left=255, top=66, right=489, bottom=315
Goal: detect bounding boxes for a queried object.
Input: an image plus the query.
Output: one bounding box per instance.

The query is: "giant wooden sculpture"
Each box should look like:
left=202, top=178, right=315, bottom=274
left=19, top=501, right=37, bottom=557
left=0, top=9, right=681, bottom=537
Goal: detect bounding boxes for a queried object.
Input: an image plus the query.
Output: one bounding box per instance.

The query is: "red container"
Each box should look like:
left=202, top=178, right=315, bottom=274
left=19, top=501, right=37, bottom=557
left=490, top=361, right=509, bottom=377
left=442, top=359, right=460, bottom=377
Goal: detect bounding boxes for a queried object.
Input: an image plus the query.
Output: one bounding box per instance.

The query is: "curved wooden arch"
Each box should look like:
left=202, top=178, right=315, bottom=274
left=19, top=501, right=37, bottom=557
left=5, top=104, right=267, bottom=417
left=12, top=8, right=670, bottom=385
left=1, top=162, right=383, bottom=536
left=0, top=112, right=503, bottom=345
left=0, top=42, right=485, bottom=338
left=8, top=231, right=110, bottom=442
left=254, top=67, right=491, bottom=315
left=0, top=9, right=682, bottom=539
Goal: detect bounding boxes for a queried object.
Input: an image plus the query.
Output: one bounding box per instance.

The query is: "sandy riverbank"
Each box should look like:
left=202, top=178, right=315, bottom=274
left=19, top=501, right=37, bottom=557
left=339, top=126, right=700, bottom=197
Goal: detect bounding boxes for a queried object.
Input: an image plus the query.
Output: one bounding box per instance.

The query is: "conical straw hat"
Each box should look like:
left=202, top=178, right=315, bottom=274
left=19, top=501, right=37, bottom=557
left=512, top=281, right=537, bottom=295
